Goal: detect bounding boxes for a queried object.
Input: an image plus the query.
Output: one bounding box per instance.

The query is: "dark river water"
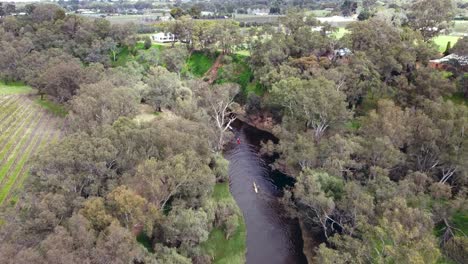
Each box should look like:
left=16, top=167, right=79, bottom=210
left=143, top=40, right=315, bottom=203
left=225, top=120, right=308, bottom=264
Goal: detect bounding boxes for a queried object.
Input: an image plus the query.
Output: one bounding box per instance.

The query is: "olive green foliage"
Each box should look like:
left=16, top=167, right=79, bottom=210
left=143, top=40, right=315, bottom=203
left=1, top=4, right=467, bottom=264
left=244, top=9, right=468, bottom=264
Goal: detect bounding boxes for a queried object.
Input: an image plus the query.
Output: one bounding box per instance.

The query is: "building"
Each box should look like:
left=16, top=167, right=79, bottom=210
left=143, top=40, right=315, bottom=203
left=159, top=15, right=173, bottom=21
left=151, top=32, right=175, bottom=43
left=201, top=11, right=214, bottom=16
left=429, top=53, right=468, bottom=71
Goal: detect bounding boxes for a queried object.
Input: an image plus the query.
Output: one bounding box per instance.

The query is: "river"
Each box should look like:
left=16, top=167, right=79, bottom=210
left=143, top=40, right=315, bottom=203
left=225, top=120, right=308, bottom=264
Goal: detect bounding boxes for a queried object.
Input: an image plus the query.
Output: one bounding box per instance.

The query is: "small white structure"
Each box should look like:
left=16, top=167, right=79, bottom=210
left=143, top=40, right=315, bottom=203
left=201, top=11, right=214, bottom=16
left=151, top=32, right=175, bottom=43
left=159, top=15, right=173, bottom=22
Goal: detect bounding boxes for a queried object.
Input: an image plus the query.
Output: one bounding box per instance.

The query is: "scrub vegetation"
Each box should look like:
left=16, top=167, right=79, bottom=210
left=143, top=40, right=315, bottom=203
left=0, top=0, right=467, bottom=264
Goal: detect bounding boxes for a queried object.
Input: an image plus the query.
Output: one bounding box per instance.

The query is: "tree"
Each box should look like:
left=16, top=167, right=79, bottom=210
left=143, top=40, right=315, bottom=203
left=270, top=77, right=351, bottom=141
left=162, top=206, right=210, bottom=248
left=29, top=132, right=118, bottom=198
left=104, top=37, right=119, bottom=62
left=93, top=222, right=145, bottom=263
left=170, top=7, right=185, bottom=19
left=407, top=0, right=454, bottom=41
left=358, top=9, right=372, bottom=21
left=292, top=169, right=344, bottom=239
left=211, top=21, right=243, bottom=54
left=4, top=3, right=15, bottom=16
left=443, top=41, right=452, bottom=56
left=144, top=66, right=182, bottom=112
left=451, top=36, right=467, bottom=56
left=36, top=58, right=83, bottom=102
left=395, top=66, right=456, bottom=106
left=67, top=80, right=139, bottom=132
left=31, top=4, right=65, bottom=23
left=341, top=0, right=358, bottom=17
left=0, top=38, right=33, bottom=82
left=161, top=46, right=189, bottom=74
left=188, top=6, right=201, bottom=19
left=193, top=82, right=240, bottom=151
left=143, top=36, right=151, bottom=49
left=105, top=186, right=156, bottom=232
left=345, top=18, right=421, bottom=82
left=127, top=151, right=214, bottom=210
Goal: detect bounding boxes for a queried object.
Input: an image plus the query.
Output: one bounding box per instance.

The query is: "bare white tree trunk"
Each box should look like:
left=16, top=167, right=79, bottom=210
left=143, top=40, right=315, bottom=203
left=211, top=98, right=236, bottom=151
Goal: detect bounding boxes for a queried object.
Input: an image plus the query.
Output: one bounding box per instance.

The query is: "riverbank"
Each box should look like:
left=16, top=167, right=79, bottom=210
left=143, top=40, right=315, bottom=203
left=202, top=181, right=247, bottom=264
left=235, top=111, right=276, bottom=134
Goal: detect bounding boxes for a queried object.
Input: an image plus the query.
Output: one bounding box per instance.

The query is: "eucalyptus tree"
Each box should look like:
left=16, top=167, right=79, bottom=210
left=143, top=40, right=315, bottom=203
left=407, top=0, right=454, bottom=41
left=270, top=77, right=351, bottom=141
left=192, top=81, right=240, bottom=151
left=68, top=80, right=139, bottom=132
left=144, top=66, right=183, bottom=112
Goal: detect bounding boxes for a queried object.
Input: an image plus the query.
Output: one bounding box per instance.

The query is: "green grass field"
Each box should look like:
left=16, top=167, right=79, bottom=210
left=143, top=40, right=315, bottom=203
left=432, top=35, right=461, bottom=52
left=184, top=51, right=216, bottom=77
left=105, top=14, right=165, bottom=25
left=112, top=42, right=167, bottom=67
left=202, top=182, right=246, bottom=264
left=0, top=81, right=35, bottom=95
left=35, top=98, right=68, bottom=117
left=0, top=84, right=63, bottom=207
left=308, top=9, right=332, bottom=17
left=333, top=27, right=349, bottom=39
left=452, top=21, right=468, bottom=35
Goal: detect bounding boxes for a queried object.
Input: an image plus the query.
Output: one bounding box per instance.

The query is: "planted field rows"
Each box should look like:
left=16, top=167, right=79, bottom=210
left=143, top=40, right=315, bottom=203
left=0, top=95, right=63, bottom=207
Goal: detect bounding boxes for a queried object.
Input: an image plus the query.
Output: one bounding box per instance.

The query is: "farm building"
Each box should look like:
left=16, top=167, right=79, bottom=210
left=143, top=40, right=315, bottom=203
left=429, top=53, right=468, bottom=71
left=151, top=32, right=176, bottom=43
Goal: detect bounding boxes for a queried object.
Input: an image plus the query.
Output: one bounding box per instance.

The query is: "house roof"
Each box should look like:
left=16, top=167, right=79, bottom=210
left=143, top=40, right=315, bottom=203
left=430, top=54, right=468, bottom=66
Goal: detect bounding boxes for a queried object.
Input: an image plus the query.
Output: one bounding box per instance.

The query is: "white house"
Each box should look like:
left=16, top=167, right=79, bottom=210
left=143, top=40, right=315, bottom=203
left=151, top=32, right=175, bottom=43
left=201, top=11, right=214, bottom=16
left=159, top=15, right=173, bottom=22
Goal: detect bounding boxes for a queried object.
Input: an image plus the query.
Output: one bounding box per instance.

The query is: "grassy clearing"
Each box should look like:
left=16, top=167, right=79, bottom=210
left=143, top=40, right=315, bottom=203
left=432, top=35, right=461, bottom=52
left=112, top=42, right=160, bottom=67
left=105, top=14, right=164, bottom=25
left=184, top=51, right=216, bottom=77
left=35, top=98, right=68, bottom=117
left=452, top=21, right=468, bottom=35
left=234, top=50, right=251, bottom=57
left=308, top=10, right=332, bottom=17
left=333, top=27, right=349, bottom=39
left=112, top=42, right=167, bottom=68
left=0, top=81, right=35, bottom=95
left=202, top=182, right=246, bottom=264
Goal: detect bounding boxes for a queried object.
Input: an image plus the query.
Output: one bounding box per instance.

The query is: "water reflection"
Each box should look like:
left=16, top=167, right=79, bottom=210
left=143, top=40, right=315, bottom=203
left=225, top=121, right=307, bottom=264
